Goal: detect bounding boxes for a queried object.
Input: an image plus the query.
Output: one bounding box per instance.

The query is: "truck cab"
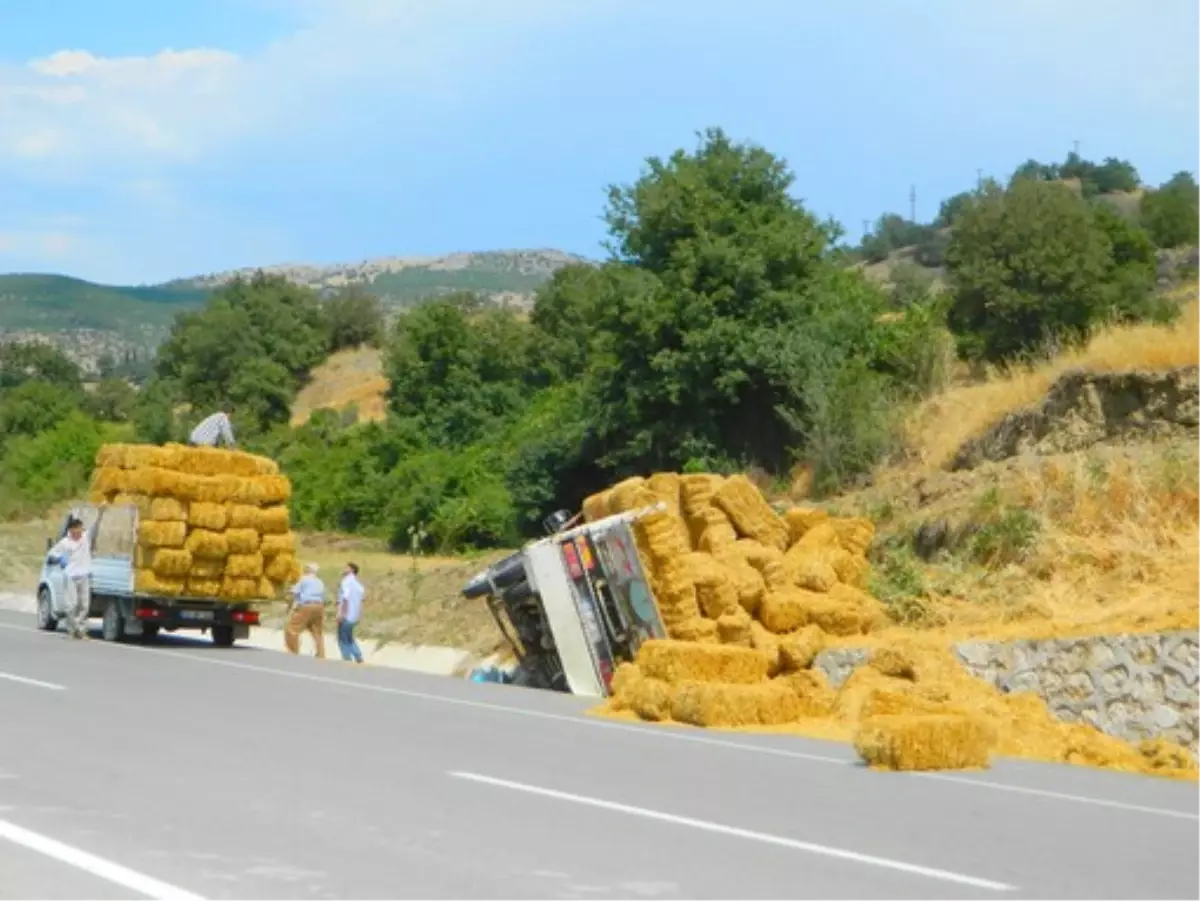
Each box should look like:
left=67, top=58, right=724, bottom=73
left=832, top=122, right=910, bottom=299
left=461, top=505, right=669, bottom=697
left=36, top=501, right=261, bottom=646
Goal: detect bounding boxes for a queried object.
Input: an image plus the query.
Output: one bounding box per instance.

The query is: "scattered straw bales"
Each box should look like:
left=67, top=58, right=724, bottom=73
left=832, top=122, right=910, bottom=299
left=586, top=470, right=1199, bottom=782
left=87, top=442, right=298, bottom=602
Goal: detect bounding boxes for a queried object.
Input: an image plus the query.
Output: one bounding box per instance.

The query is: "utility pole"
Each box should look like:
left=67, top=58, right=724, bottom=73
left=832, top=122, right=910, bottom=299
left=909, top=184, right=917, bottom=223
left=976, top=168, right=983, bottom=190
left=862, top=219, right=871, bottom=241
left=1072, top=139, right=1081, bottom=157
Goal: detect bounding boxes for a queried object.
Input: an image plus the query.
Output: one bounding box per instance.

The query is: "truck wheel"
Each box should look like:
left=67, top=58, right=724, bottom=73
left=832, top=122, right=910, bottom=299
left=101, top=600, right=127, bottom=643
left=36, top=588, right=58, bottom=632
left=211, top=625, right=235, bottom=648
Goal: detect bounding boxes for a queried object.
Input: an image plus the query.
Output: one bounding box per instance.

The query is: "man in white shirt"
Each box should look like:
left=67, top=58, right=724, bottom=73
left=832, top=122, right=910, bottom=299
left=48, top=516, right=92, bottom=639
left=189, top=411, right=236, bottom=448
left=337, top=562, right=366, bottom=664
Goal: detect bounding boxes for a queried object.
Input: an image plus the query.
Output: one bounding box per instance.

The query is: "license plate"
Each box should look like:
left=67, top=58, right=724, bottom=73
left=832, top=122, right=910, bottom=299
left=180, top=610, right=213, bottom=621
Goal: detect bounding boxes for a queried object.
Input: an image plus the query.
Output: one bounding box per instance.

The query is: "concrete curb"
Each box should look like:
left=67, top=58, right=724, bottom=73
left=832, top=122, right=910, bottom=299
left=243, top=625, right=476, bottom=676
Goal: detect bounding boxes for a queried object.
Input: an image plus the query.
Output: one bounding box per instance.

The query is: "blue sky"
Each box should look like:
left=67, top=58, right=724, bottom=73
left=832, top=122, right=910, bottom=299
left=0, top=0, right=1196, bottom=285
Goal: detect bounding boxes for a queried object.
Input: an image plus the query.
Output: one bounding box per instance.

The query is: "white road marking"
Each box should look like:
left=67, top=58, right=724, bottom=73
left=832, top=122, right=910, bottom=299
left=451, top=771, right=1016, bottom=892
left=0, top=819, right=205, bottom=901
left=0, top=671, right=65, bottom=691
left=916, top=773, right=1200, bottom=820
left=2, top=619, right=1196, bottom=822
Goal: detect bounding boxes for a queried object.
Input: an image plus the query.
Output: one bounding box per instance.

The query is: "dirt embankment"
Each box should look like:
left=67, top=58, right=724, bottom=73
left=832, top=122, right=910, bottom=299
left=952, top=367, right=1198, bottom=470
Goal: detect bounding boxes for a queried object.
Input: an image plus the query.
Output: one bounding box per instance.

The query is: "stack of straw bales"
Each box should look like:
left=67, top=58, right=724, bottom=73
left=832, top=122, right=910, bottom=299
left=588, top=472, right=1199, bottom=781
left=87, top=443, right=302, bottom=602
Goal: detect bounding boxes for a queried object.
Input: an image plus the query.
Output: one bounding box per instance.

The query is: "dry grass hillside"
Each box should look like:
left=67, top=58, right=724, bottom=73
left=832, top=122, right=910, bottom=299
left=291, top=347, right=389, bottom=427
left=808, top=289, right=1199, bottom=649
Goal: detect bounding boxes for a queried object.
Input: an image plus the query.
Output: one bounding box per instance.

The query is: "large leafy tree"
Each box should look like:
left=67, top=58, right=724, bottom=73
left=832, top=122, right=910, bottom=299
left=945, top=179, right=1116, bottom=360
left=1140, top=172, right=1199, bottom=249
left=149, top=272, right=329, bottom=435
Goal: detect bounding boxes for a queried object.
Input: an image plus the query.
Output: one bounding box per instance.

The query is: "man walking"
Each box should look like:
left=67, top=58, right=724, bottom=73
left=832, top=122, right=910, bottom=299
left=189, top=410, right=236, bottom=448
left=47, top=516, right=92, bottom=639
left=337, top=562, right=366, bottom=664
left=286, top=562, right=326, bottom=658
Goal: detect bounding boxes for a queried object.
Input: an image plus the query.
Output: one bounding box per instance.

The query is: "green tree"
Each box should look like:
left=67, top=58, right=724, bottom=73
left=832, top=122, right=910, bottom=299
left=0, top=342, right=82, bottom=392
left=385, top=293, right=540, bottom=447
left=84, top=378, right=139, bottom=423
left=1140, top=172, right=1199, bottom=249
left=150, top=272, right=329, bottom=435
left=935, top=191, right=975, bottom=228
left=0, top=381, right=82, bottom=447
left=325, top=284, right=386, bottom=351
left=946, top=179, right=1116, bottom=361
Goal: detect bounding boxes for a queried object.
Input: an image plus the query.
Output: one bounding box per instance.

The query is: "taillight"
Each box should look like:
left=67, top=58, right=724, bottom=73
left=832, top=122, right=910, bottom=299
left=134, top=607, right=161, bottom=619
left=232, top=610, right=260, bottom=625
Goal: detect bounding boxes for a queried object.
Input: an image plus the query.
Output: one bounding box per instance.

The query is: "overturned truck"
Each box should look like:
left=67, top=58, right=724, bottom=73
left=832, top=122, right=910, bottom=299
left=461, top=506, right=669, bottom=697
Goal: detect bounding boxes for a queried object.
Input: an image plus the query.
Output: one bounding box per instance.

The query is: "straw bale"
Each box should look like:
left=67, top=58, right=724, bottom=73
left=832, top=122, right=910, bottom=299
left=257, top=505, right=290, bottom=535
left=186, top=578, right=223, bottom=598
left=189, top=559, right=225, bottom=580
left=226, top=504, right=261, bottom=530
left=828, top=583, right=889, bottom=633
left=646, top=472, right=682, bottom=512
left=694, top=570, right=739, bottom=619
left=94, top=445, right=124, bottom=469
left=629, top=677, right=674, bottom=722
left=609, top=477, right=654, bottom=513
left=225, top=553, right=265, bottom=580
left=667, top=617, right=720, bottom=644
left=134, top=570, right=184, bottom=597
left=830, top=516, right=875, bottom=557
left=112, top=493, right=149, bottom=513
left=185, top=528, right=229, bottom=560
left=715, top=550, right=766, bottom=615
left=177, top=446, right=276, bottom=478
left=760, top=559, right=793, bottom=592
left=187, top=501, right=228, bottom=532
left=225, top=528, right=261, bottom=555
left=90, top=466, right=127, bottom=497
left=127, top=467, right=188, bottom=498
left=832, top=667, right=916, bottom=721
left=781, top=547, right=838, bottom=592
left=830, top=550, right=870, bottom=589
left=679, top=474, right=724, bottom=516
left=758, top=587, right=829, bottom=634
left=220, top=577, right=261, bottom=601
left=671, top=681, right=802, bottom=728
left=773, top=670, right=835, bottom=717
left=730, top=539, right=783, bottom=573
left=148, top=497, right=187, bottom=522
left=265, top=553, right=301, bottom=584
left=749, top=621, right=782, bottom=676
left=713, top=474, right=789, bottom=552
left=779, top=624, right=826, bottom=672
left=87, top=489, right=108, bottom=504
left=253, top=475, right=291, bottom=505
left=854, top=714, right=994, bottom=771
left=784, top=506, right=829, bottom=545
left=795, top=521, right=841, bottom=554
left=582, top=491, right=611, bottom=523
left=637, top=639, right=768, bottom=685
left=260, top=532, right=295, bottom=557
left=137, top=520, right=187, bottom=549
left=698, top=519, right=739, bottom=554
left=634, top=512, right=690, bottom=565
left=147, top=548, right=193, bottom=578
left=257, top=578, right=279, bottom=600
left=610, top=661, right=643, bottom=697
left=716, top=606, right=753, bottom=647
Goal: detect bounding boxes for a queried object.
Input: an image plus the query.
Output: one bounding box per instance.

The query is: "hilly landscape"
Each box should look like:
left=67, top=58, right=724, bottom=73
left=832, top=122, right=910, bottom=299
left=0, top=248, right=590, bottom=373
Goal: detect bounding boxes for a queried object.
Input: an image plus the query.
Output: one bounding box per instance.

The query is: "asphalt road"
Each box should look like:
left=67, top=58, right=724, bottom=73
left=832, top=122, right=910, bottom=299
left=1, top=609, right=1197, bottom=900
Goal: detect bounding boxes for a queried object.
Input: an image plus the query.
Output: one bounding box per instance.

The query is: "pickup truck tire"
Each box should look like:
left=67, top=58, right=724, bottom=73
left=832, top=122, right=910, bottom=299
left=36, top=588, right=58, bottom=632
left=211, top=625, right=235, bottom=648
left=101, top=599, right=127, bottom=643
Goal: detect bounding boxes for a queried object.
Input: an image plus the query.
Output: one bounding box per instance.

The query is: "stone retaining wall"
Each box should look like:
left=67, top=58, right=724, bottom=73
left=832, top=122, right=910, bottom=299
left=813, top=631, right=1199, bottom=751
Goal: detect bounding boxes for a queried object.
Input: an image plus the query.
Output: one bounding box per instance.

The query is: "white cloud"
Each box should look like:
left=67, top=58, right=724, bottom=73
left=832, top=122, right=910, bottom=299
left=0, top=229, right=76, bottom=260
left=0, top=0, right=613, bottom=182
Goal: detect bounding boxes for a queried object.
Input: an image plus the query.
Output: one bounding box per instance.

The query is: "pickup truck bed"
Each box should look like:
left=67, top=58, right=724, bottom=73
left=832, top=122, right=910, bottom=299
left=36, top=502, right=263, bottom=647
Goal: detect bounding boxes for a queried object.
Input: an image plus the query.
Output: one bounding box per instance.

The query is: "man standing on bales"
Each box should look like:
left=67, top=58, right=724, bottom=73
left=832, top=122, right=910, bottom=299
left=189, top=410, right=236, bottom=448
left=47, top=516, right=93, bottom=640
left=337, top=562, right=366, bottom=664
left=286, top=562, right=327, bottom=658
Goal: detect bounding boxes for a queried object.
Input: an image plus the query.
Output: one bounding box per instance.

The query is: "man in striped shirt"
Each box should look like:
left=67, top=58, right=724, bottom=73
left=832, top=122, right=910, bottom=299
left=188, top=411, right=236, bottom=447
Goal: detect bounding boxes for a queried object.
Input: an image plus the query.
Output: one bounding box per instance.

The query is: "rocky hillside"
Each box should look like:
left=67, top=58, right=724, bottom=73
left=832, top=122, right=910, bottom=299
left=0, top=248, right=590, bottom=373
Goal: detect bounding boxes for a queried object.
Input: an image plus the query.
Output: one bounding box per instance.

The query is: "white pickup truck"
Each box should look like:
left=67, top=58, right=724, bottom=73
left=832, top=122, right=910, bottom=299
left=36, top=502, right=261, bottom=646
